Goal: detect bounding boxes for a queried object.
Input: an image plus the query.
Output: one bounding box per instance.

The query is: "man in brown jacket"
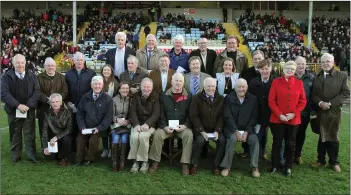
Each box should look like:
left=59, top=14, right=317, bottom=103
left=189, top=77, right=226, bottom=176
left=128, top=78, right=160, bottom=173
left=119, top=55, right=149, bottom=95
left=37, top=57, right=68, bottom=150
left=149, top=54, right=175, bottom=95
left=311, top=53, right=350, bottom=173
left=136, top=34, right=164, bottom=71
left=213, top=36, right=249, bottom=75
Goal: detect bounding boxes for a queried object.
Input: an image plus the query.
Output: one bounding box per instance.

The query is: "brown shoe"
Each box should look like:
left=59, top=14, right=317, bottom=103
left=333, top=165, right=341, bottom=173
left=252, top=168, right=260, bottom=178
left=182, top=164, right=189, bottom=175
left=149, top=161, right=159, bottom=173
left=190, top=165, right=198, bottom=176
left=311, top=162, right=326, bottom=168
left=294, top=157, right=303, bottom=165
left=58, top=159, right=69, bottom=167
left=212, top=169, right=220, bottom=176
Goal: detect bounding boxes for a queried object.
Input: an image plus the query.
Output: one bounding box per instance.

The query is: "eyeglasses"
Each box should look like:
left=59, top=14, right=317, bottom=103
left=284, top=68, right=296, bottom=71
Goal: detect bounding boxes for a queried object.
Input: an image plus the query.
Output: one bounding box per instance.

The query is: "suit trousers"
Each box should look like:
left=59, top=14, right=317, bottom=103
left=76, top=133, right=100, bottom=162
left=256, top=125, right=269, bottom=156
left=191, top=134, right=226, bottom=168
left=270, top=123, right=298, bottom=168
left=149, top=128, right=193, bottom=164
left=295, top=116, right=310, bottom=158
left=8, top=109, right=37, bottom=160
left=220, top=133, right=259, bottom=169
left=317, top=136, right=339, bottom=165
left=128, top=127, right=155, bottom=162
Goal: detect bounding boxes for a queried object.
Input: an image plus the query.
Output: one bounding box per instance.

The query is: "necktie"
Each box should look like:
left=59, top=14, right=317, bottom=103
left=93, top=94, right=98, bottom=100
left=194, top=76, right=200, bottom=94
left=19, top=73, right=23, bottom=79
left=209, top=95, right=214, bottom=102
left=147, top=50, right=152, bottom=70
left=130, top=72, right=134, bottom=80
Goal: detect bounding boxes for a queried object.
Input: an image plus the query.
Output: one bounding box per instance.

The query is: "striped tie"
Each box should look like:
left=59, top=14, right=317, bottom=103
left=194, top=76, right=200, bottom=94
left=19, top=73, right=23, bottom=79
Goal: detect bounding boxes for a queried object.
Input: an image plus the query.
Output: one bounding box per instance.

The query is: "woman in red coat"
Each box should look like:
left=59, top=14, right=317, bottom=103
left=268, top=61, right=307, bottom=176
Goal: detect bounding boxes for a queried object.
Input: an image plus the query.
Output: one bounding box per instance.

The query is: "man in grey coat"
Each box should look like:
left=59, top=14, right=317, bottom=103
left=184, top=56, right=211, bottom=96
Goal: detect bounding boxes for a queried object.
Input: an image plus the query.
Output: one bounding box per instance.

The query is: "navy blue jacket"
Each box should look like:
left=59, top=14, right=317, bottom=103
left=65, top=68, right=96, bottom=105
left=168, top=48, right=190, bottom=73
left=105, top=46, right=136, bottom=74
left=1, top=69, right=40, bottom=114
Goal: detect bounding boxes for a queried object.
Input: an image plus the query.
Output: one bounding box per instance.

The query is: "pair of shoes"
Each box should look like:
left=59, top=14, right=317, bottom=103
left=284, top=168, right=292, bottom=176
left=139, top=162, right=149, bottom=173
left=269, top=167, right=279, bottom=174
left=221, top=168, right=230, bottom=176
left=84, top=161, right=91, bottom=166
left=252, top=168, right=260, bottom=178
left=130, top=162, right=140, bottom=173
left=294, top=157, right=303, bottom=165
left=212, top=168, right=220, bottom=176
left=190, top=165, right=198, bottom=176
left=149, top=161, right=159, bottom=174
left=101, top=150, right=108, bottom=158
left=182, top=164, right=189, bottom=175
left=311, top=161, right=326, bottom=168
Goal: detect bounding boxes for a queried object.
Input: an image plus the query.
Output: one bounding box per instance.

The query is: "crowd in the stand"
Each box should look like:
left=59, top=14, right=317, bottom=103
left=1, top=31, right=349, bottom=179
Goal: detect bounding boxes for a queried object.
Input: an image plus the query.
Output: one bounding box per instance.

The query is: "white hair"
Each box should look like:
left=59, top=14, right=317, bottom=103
left=73, top=52, right=85, bottom=63
left=295, top=56, right=306, bottom=64
left=203, top=77, right=217, bottom=87
left=321, top=53, right=334, bottom=62
left=284, top=60, right=297, bottom=69
left=12, top=54, right=25, bottom=65
left=44, top=57, right=56, bottom=66
left=115, top=32, right=127, bottom=41
left=127, top=55, right=139, bottom=66
left=234, top=78, right=248, bottom=88
left=173, top=34, right=184, bottom=44
left=49, top=93, right=62, bottom=103
left=172, top=72, right=184, bottom=81
left=146, top=34, right=156, bottom=41
left=91, top=75, right=104, bottom=84
left=141, top=77, right=153, bottom=88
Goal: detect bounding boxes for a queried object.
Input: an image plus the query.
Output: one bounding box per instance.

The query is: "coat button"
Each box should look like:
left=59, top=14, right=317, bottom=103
left=175, top=109, right=177, bottom=111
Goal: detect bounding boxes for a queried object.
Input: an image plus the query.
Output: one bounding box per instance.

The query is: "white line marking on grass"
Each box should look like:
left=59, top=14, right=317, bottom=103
left=0, top=127, right=9, bottom=131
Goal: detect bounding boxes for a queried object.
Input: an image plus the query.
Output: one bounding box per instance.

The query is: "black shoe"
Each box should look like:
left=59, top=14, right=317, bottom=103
left=74, top=161, right=84, bottom=166
left=12, top=157, right=22, bottom=164
left=270, top=167, right=279, bottom=174
left=84, top=161, right=91, bottom=166
left=28, top=157, right=40, bottom=163
left=284, top=168, right=291, bottom=176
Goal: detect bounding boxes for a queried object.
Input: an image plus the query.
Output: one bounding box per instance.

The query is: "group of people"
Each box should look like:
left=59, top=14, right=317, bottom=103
left=1, top=31, right=349, bottom=179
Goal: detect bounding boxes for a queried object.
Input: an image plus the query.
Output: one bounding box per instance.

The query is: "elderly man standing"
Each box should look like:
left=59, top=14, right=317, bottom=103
left=220, top=78, right=260, bottom=177
left=213, top=36, right=248, bottom=75
left=75, top=76, right=113, bottom=166
left=128, top=78, right=160, bottom=173
left=119, top=55, right=149, bottom=95
left=1, top=54, right=40, bottom=163
left=168, top=35, right=190, bottom=73
left=136, top=34, right=163, bottom=71
left=311, top=53, right=349, bottom=172
left=149, top=73, right=193, bottom=175
left=149, top=54, right=175, bottom=95
left=189, top=38, right=217, bottom=77
left=105, top=32, right=136, bottom=79
left=184, top=56, right=211, bottom=96
left=189, top=77, right=226, bottom=176
left=37, top=57, right=68, bottom=150
left=65, top=52, right=96, bottom=151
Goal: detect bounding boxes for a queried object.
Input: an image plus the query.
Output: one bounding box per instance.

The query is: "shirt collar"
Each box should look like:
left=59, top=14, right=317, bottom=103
left=191, top=74, right=200, bottom=79
left=117, top=47, right=125, bottom=51
left=15, top=71, right=25, bottom=77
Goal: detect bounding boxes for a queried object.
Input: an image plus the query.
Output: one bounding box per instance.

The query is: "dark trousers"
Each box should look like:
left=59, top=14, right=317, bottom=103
left=48, top=133, right=72, bottom=160
left=8, top=109, right=37, bottom=160
left=76, top=133, right=100, bottom=162
left=295, top=116, right=310, bottom=158
left=191, top=134, right=226, bottom=168
left=71, top=113, right=78, bottom=152
left=256, top=125, right=268, bottom=156
left=270, top=123, right=298, bottom=168
left=317, top=136, right=339, bottom=165
left=102, top=135, right=111, bottom=150
left=38, top=117, right=45, bottom=150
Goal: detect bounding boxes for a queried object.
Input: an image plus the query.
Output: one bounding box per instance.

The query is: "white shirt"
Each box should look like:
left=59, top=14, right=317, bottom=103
left=200, top=51, right=207, bottom=70
left=114, top=47, right=125, bottom=77
left=324, top=71, right=329, bottom=78
left=15, top=71, right=25, bottom=79
left=160, top=70, right=168, bottom=92
left=237, top=96, right=245, bottom=104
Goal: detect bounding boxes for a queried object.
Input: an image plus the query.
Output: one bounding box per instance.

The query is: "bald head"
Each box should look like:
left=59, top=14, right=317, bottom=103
left=146, top=34, right=157, bottom=49
left=234, top=78, right=248, bottom=98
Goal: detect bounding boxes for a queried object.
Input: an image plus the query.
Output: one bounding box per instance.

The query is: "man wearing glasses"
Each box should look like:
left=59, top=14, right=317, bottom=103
left=189, top=38, right=217, bottom=77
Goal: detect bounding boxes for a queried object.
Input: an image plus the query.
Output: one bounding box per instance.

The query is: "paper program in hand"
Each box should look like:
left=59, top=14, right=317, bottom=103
left=82, top=128, right=94, bottom=135
left=207, top=133, right=216, bottom=140
left=48, top=142, right=58, bottom=153
left=168, top=120, right=179, bottom=129
left=16, top=109, right=27, bottom=118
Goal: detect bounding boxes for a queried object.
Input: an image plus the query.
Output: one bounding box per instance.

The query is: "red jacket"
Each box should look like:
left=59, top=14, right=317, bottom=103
left=268, top=76, right=306, bottom=125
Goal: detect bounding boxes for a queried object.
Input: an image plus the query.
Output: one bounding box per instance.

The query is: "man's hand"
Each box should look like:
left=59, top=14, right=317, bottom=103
left=130, top=87, right=138, bottom=94
left=17, top=104, right=29, bottom=113
left=93, top=128, right=99, bottom=134
left=214, top=131, right=219, bottom=141
left=200, top=132, right=208, bottom=141
left=117, top=118, right=125, bottom=125
left=67, top=102, right=77, bottom=113
left=141, top=124, right=149, bottom=132
left=320, top=102, right=330, bottom=110
left=241, top=132, right=248, bottom=142
left=123, top=119, right=130, bottom=126
left=234, top=131, right=242, bottom=142
left=134, top=125, right=141, bottom=132
left=285, top=113, right=296, bottom=121
left=43, top=148, right=51, bottom=156
left=50, top=136, right=58, bottom=146
left=164, top=126, right=173, bottom=134
left=176, top=125, right=186, bottom=132
left=279, top=114, right=288, bottom=122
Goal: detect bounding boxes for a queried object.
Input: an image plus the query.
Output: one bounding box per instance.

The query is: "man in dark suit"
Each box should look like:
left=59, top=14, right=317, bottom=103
left=189, top=38, right=217, bottom=77
left=149, top=54, right=175, bottom=95
left=241, top=50, right=265, bottom=84
left=105, top=32, right=136, bottom=79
